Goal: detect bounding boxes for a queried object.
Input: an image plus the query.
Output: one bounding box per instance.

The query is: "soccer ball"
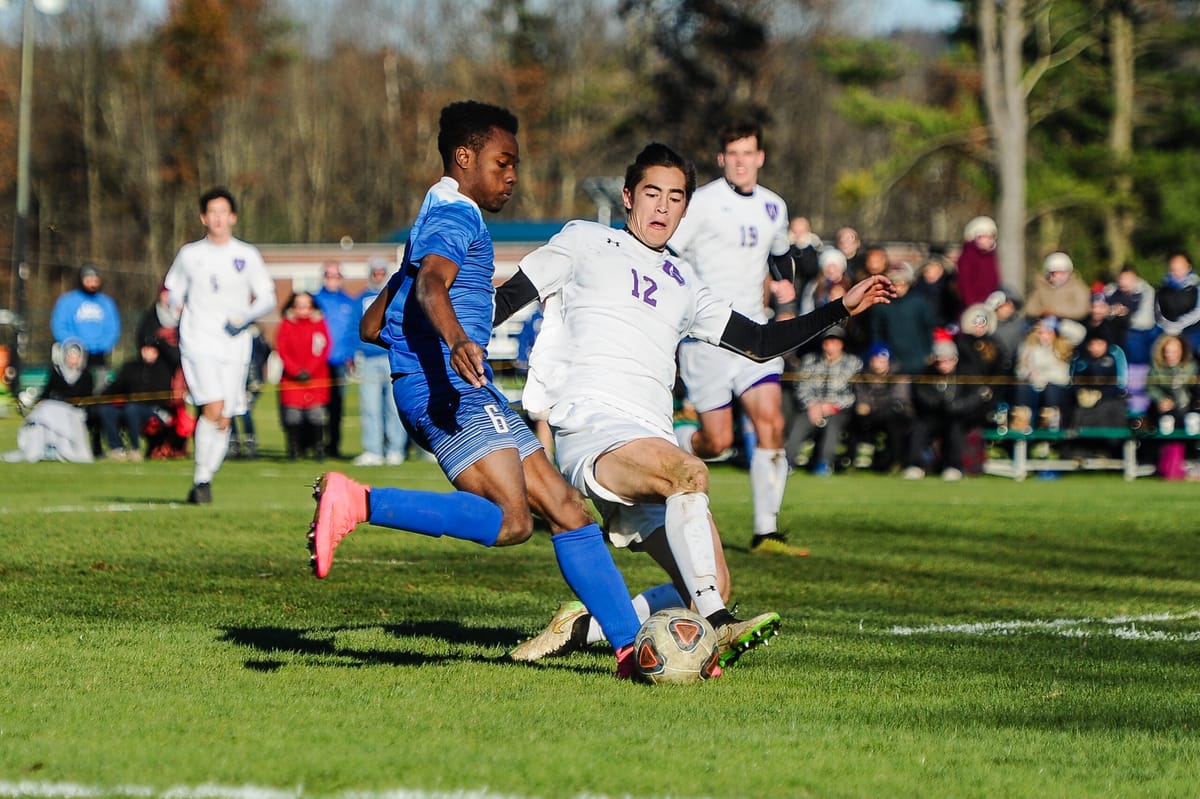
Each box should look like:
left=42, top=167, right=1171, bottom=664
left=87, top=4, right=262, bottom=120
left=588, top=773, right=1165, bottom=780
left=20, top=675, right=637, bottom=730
left=634, top=608, right=721, bottom=685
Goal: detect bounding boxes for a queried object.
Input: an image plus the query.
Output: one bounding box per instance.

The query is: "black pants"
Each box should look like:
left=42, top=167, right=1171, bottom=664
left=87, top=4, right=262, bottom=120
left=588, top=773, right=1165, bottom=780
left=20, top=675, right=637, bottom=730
left=908, top=414, right=968, bottom=472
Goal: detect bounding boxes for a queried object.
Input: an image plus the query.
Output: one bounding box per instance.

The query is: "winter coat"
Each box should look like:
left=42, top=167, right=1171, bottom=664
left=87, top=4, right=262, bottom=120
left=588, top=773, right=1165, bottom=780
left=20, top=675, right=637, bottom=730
left=276, top=311, right=332, bottom=410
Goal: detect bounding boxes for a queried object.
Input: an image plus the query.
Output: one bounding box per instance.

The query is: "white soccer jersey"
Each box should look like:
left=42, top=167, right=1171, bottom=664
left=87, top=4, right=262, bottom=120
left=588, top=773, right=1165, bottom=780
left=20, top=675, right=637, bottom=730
left=668, top=178, right=790, bottom=323
left=519, top=221, right=733, bottom=432
left=164, top=237, right=276, bottom=364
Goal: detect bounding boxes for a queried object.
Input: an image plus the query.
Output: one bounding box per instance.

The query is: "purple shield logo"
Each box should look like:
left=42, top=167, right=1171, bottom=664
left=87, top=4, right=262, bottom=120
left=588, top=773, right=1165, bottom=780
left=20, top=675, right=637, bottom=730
left=765, top=202, right=779, bottom=222
left=234, top=258, right=246, bottom=272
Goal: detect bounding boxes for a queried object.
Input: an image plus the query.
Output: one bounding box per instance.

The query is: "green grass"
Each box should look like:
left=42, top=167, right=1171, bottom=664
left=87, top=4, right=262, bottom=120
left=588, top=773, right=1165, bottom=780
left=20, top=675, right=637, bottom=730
left=1, top=406, right=1200, bottom=798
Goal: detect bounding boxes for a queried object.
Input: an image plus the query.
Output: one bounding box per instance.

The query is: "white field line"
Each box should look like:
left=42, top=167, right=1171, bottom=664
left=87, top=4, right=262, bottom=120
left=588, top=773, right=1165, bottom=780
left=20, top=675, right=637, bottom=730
left=0, top=503, right=293, bottom=515
left=0, top=783, right=699, bottom=799
left=887, top=609, right=1200, bottom=641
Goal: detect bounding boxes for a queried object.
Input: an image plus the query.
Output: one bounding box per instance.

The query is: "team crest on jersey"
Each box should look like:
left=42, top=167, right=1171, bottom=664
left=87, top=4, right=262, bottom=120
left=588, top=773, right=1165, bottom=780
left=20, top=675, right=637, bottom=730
left=765, top=202, right=779, bottom=221
left=661, top=260, right=685, bottom=286
left=233, top=258, right=246, bottom=272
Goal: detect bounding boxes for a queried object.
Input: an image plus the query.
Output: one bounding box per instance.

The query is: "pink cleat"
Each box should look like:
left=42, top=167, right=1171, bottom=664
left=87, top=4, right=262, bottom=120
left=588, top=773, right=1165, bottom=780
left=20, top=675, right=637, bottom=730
left=614, top=643, right=649, bottom=683
left=307, top=472, right=368, bottom=579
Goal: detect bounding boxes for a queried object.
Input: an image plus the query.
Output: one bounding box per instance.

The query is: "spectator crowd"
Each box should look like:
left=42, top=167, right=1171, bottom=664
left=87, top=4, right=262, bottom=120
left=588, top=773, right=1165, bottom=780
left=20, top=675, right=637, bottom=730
left=7, top=216, right=1200, bottom=481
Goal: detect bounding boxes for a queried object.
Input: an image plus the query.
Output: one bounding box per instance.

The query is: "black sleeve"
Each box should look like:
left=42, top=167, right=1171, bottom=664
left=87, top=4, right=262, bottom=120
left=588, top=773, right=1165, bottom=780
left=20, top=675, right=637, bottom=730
left=493, top=269, right=540, bottom=326
left=718, top=300, right=849, bottom=362
left=768, top=252, right=794, bottom=282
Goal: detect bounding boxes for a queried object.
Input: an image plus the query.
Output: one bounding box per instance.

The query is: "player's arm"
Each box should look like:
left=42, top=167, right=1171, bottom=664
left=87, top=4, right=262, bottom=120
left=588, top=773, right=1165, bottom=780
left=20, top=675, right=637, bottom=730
left=493, top=269, right=539, bottom=326
left=416, top=253, right=488, bottom=388
left=359, top=279, right=397, bottom=347
left=720, top=274, right=893, bottom=361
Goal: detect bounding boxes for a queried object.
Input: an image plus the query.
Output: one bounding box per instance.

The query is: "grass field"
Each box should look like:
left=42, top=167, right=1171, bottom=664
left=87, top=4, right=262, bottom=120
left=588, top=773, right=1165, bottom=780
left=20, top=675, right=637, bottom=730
left=2, top=404, right=1200, bottom=799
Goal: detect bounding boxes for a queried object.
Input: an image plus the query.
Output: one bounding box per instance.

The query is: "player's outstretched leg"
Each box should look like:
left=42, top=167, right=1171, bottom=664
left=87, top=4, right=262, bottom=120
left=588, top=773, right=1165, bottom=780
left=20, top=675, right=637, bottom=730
left=307, top=471, right=507, bottom=578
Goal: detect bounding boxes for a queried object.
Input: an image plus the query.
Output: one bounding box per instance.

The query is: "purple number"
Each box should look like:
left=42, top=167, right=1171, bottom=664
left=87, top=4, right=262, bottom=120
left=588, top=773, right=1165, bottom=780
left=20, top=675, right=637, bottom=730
left=630, top=269, right=659, bottom=307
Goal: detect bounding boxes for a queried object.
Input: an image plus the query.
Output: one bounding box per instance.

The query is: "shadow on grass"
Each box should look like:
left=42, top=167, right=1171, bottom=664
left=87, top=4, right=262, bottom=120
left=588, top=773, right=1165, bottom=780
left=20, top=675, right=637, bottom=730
left=218, top=621, right=607, bottom=677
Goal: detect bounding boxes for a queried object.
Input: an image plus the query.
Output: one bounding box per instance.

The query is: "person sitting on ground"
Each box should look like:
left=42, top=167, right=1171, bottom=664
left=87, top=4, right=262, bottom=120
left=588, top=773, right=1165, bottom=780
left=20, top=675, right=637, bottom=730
left=96, top=337, right=176, bottom=461
left=903, top=334, right=991, bottom=481
left=784, top=326, right=861, bottom=475
left=847, top=342, right=912, bottom=472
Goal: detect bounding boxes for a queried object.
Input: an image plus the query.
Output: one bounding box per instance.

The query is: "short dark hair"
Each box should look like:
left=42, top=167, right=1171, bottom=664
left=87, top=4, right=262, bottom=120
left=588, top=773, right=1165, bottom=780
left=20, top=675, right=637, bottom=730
left=200, top=186, right=237, bottom=215
left=717, top=120, right=764, bottom=152
left=623, top=143, right=697, bottom=202
left=437, top=101, right=519, bottom=172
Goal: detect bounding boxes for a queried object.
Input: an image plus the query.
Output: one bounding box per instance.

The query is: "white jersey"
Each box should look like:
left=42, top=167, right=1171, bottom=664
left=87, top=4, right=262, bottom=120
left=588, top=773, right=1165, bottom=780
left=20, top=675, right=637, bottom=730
left=668, top=178, right=790, bottom=323
left=519, top=221, right=733, bottom=432
left=164, top=236, right=276, bottom=365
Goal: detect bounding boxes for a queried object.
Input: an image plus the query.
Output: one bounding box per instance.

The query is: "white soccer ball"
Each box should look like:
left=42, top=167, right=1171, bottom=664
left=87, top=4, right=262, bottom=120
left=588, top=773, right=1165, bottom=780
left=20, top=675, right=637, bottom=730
left=634, top=608, right=721, bottom=685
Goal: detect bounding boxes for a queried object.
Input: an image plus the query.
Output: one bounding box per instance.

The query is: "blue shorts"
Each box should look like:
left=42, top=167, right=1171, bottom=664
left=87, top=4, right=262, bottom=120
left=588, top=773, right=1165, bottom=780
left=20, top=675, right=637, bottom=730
left=392, top=372, right=542, bottom=481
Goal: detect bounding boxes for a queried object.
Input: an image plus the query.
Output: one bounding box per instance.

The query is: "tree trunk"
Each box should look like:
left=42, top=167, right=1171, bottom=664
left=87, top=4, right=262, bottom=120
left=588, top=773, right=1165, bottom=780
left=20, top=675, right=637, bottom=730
left=979, top=0, right=1030, bottom=296
left=1105, top=6, right=1135, bottom=272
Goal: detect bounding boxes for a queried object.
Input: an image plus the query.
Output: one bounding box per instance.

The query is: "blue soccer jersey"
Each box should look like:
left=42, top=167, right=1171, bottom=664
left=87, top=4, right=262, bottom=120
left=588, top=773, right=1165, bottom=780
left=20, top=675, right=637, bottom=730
left=381, top=177, right=497, bottom=387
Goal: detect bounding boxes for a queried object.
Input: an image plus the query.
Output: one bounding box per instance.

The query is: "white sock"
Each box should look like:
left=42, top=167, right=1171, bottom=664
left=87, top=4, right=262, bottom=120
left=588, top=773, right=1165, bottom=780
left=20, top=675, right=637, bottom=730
left=586, top=583, right=686, bottom=644
left=751, top=447, right=788, bottom=535
left=664, top=492, right=723, bottom=618
left=206, top=422, right=231, bottom=478
left=193, top=417, right=216, bottom=484
left=193, top=417, right=231, bottom=484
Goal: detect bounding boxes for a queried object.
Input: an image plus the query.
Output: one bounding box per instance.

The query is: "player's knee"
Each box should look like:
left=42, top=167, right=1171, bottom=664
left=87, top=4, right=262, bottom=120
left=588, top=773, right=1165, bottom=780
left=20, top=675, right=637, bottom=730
left=495, top=511, right=534, bottom=546
left=668, top=454, right=709, bottom=494
left=694, top=429, right=733, bottom=457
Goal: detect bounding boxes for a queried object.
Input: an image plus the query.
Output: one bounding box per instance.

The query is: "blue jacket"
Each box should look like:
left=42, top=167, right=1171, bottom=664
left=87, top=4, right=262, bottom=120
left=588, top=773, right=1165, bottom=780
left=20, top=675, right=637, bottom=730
left=314, top=288, right=359, bottom=365
left=50, top=289, right=120, bottom=356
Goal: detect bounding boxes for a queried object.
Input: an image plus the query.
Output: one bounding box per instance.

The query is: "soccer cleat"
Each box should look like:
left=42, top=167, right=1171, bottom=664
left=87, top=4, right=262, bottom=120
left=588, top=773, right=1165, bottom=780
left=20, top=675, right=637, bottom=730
left=613, top=643, right=649, bottom=682
left=307, top=472, right=368, bottom=579
left=714, top=611, right=782, bottom=668
left=750, top=532, right=809, bottom=557
left=187, top=482, right=212, bottom=505
left=508, top=600, right=591, bottom=662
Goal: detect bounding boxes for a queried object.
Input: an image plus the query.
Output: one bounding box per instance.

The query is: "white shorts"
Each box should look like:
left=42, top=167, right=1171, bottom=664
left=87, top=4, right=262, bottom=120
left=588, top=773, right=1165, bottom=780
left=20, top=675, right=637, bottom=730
left=677, top=340, right=783, bottom=414
left=181, top=354, right=250, bottom=417
left=549, top=400, right=669, bottom=548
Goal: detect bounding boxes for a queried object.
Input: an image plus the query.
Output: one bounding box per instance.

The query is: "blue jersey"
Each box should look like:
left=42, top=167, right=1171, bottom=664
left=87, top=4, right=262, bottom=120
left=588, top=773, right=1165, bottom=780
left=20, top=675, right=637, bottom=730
left=381, top=177, right=497, bottom=387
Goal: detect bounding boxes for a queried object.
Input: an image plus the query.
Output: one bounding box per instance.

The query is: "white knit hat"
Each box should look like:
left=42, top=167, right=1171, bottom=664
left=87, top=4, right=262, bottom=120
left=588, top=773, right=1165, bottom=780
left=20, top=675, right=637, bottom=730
left=964, top=216, right=997, bottom=240
left=818, top=248, right=847, bottom=272
left=1043, top=252, right=1074, bottom=273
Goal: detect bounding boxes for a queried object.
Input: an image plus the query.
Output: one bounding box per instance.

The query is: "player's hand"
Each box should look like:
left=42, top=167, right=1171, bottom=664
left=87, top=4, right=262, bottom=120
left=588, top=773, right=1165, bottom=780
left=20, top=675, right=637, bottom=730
left=769, top=279, right=796, bottom=306
left=295, top=370, right=311, bottom=382
left=449, top=340, right=488, bottom=388
left=843, top=275, right=895, bottom=316
left=225, top=315, right=247, bottom=336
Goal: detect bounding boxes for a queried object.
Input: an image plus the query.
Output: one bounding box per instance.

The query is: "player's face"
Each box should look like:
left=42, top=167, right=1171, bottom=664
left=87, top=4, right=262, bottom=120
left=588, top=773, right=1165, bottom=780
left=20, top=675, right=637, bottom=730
left=716, top=136, right=764, bottom=193
left=201, top=198, right=237, bottom=244
left=623, top=165, right=689, bottom=250
left=459, top=127, right=519, bottom=213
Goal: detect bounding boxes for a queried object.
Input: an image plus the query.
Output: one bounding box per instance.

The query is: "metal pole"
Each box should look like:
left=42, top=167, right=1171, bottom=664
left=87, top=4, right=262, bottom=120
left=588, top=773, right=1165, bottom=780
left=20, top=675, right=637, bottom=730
left=10, top=0, right=35, bottom=392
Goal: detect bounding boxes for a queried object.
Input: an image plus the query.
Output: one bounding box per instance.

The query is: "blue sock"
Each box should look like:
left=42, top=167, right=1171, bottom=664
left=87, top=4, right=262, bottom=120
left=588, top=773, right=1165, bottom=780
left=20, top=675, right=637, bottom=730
left=552, top=523, right=640, bottom=650
left=367, top=487, right=502, bottom=547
